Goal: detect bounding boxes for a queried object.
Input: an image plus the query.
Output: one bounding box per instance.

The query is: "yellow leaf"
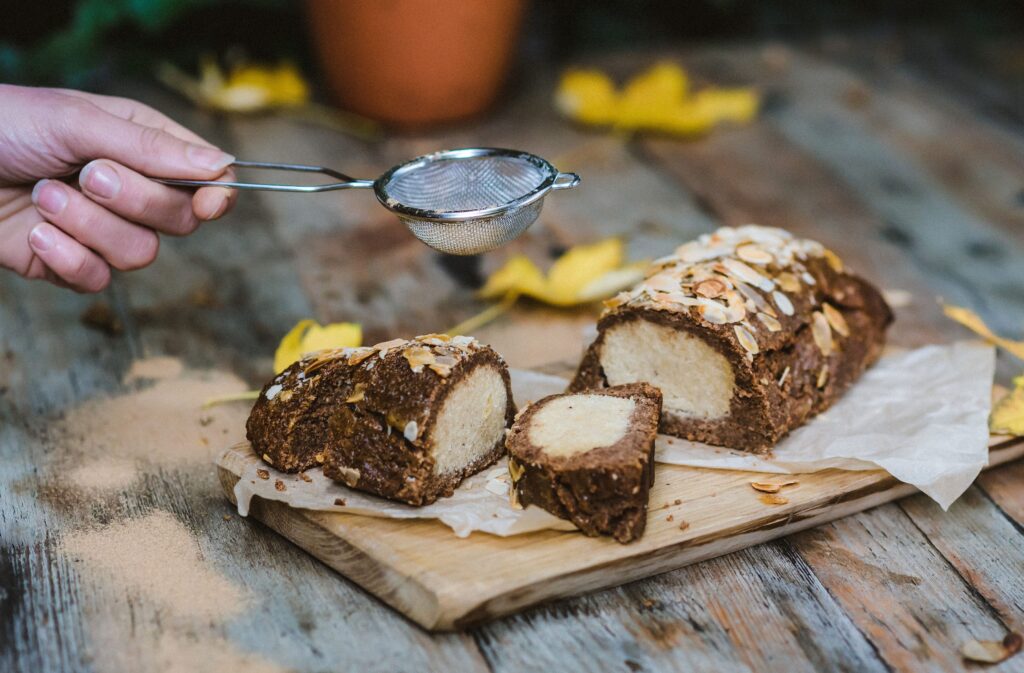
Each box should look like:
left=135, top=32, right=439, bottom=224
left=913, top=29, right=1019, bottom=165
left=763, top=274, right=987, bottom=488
left=692, top=88, right=760, bottom=124
left=554, top=61, right=759, bottom=138
left=991, top=375, right=1024, bottom=436
left=617, top=62, right=689, bottom=128
left=479, top=239, right=635, bottom=307
left=943, top=304, right=1024, bottom=361
left=166, top=57, right=310, bottom=113
left=554, top=69, right=619, bottom=125
left=273, top=320, right=362, bottom=373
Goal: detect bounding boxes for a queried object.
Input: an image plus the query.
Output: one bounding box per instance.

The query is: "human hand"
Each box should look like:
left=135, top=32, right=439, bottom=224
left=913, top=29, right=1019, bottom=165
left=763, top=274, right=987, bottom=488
left=0, top=84, right=239, bottom=292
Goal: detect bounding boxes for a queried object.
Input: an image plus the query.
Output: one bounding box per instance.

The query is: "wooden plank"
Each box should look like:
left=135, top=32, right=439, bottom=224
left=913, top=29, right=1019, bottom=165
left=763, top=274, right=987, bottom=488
left=977, top=459, right=1024, bottom=527
left=793, top=503, right=1016, bottom=671
left=899, top=486, right=1024, bottom=631
left=695, top=45, right=1024, bottom=338
left=473, top=541, right=888, bottom=673
left=217, top=438, right=1024, bottom=631
left=813, top=39, right=1024, bottom=242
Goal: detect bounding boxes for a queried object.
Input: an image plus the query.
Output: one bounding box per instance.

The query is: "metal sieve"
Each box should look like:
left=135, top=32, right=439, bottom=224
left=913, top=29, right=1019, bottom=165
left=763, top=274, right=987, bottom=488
left=158, top=147, right=580, bottom=255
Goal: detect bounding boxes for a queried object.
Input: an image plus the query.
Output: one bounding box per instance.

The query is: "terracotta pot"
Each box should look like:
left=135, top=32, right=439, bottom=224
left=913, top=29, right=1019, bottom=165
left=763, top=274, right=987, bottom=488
left=305, top=0, right=527, bottom=128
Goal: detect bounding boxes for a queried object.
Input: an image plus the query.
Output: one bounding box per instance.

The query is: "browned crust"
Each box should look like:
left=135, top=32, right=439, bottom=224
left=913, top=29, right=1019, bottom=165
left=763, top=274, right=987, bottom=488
left=246, top=337, right=515, bottom=506
left=570, top=256, right=892, bottom=452
left=507, top=383, right=663, bottom=543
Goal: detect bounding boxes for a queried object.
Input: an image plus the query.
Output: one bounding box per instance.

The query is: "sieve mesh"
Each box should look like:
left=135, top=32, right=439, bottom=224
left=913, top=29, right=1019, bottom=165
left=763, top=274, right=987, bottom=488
left=383, top=155, right=548, bottom=212
left=399, top=200, right=544, bottom=256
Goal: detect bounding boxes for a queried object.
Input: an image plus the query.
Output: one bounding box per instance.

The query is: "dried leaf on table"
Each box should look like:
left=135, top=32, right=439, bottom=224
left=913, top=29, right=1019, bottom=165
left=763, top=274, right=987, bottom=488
left=554, top=61, right=759, bottom=138
left=274, top=320, right=363, bottom=374
left=158, top=58, right=310, bottom=113
left=991, top=375, right=1024, bottom=436
left=961, top=632, right=1022, bottom=664
left=942, top=304, right=1024, bottom=361
left=478, top=238, right=643, bottom=307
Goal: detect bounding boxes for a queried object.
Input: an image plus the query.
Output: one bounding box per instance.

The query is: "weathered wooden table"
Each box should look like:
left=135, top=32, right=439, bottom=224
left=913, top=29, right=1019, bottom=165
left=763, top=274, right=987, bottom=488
left=3, top=40, right=1024, bottom=672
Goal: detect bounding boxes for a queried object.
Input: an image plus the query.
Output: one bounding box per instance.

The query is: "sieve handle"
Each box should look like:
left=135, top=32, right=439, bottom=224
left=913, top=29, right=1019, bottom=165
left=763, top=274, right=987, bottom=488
left=155, top=161, right=375, bottom=193
left=551, top=172, right=581, bottom=190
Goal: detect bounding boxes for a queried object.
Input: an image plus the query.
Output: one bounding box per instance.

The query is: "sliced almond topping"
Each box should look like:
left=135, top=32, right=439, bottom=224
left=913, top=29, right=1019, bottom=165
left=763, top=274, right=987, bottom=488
left=759, top=493, right=789, bottom=505
left=722, top=258, right=774, bottom=292
left=811, top=311, right=834, bottom=355
left=403, top=345, right=436, bottom=373
left=817, top=366, right=830, bottom=389
left=373, top=337, right=407, bottom=352
left=750, top=479, right=798, bottom=493
left=772, top=290, right=795, bottom=316
left=346, top=348, right=376, bottom=366
left=757, top=312, right=782, bottom=332
left=822, top=302, right=850, bottom=337
left=694, top=278, right=727, bottom=298
left=736, top=243, right=774, bottom=265
left=603, top=293, right=627, bottom=309
left=699, top=302, right=729, bottom=325
left=823, top=248, right=844, bottom=272
left=645, top=273, right=682, bottom=294
left=403, top=420, right=419, bottom=442
left=776, top=272, right=801, bottom=293
left=508, top=458, right=525, bottom=482
left=778, top=366, right=790, bottom=388
left=734, top=324, right=759, bottom=356
left=345, top=384, right=366, bottom=403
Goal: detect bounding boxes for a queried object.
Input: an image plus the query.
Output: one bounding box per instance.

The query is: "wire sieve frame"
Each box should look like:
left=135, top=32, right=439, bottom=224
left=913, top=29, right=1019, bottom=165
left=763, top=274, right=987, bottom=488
left=372, top=147, right=580, bottom=224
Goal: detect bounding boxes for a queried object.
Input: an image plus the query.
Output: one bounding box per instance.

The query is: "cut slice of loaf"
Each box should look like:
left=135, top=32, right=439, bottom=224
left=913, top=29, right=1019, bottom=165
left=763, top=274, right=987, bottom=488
left=507, top=383, right=662, bottom=543
left=246, top=334, right=514, bottom=506
left=572, top=225, right=892, bottom=452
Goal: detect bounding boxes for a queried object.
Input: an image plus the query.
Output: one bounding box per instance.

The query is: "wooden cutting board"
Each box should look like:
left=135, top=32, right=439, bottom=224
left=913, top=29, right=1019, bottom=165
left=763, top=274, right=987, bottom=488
left=217, top=434, right=1024, bottom=631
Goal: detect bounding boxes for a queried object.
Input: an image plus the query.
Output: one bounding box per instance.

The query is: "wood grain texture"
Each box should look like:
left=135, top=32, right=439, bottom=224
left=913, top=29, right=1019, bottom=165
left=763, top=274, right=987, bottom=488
left=217, top=439, right=1024, bottom=631
left=473, top=541, right=888, bottom=673
left=2, top=40, right=1024, bottom=672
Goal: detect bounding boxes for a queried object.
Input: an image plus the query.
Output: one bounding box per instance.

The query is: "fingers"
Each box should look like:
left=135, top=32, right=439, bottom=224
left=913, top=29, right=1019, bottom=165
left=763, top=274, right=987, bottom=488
left=32, top=179, right=159, bottom=270
left=79, top=160, right=205, bottom=234
left=27, top=222, right=111, bottom=293
left=78, top=159, right=236, bottom=231
left=63, top=99, right=235, bottom=180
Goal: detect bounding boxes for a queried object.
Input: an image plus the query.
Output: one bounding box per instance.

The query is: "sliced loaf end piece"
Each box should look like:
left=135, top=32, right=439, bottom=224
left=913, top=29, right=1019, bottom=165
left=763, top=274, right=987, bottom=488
left=507, top=383, right=662, bottom=543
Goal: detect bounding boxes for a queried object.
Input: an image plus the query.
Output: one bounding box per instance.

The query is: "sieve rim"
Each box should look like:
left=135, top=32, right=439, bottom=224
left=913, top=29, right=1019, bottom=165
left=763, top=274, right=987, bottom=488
left=373, top=147, right=561, bottom=223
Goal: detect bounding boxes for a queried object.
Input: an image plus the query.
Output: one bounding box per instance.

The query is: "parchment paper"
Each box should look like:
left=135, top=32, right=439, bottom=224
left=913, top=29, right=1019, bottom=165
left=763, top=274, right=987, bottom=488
left=219, top=447, right=576, bottom=538
left=652, top=341, right=995, bottom=509
left=217, top=340, right=994, bottom=537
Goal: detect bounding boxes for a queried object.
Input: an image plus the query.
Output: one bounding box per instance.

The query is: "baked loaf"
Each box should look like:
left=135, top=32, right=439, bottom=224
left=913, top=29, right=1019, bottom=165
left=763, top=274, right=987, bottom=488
left=507, top=383, right=662, bottom=543
left=246, top=334, right=514, bottom=505
left=571, top=225, right=892, bottom=452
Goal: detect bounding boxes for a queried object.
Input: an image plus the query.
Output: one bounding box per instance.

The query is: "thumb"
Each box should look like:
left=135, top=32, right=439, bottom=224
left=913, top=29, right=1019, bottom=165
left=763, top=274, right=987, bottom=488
left=63, top=101, right=235, bottom=179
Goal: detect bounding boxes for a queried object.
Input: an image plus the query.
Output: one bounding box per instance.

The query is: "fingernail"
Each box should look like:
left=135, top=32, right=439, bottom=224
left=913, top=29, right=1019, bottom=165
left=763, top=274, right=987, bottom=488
left=29, top=224, right=56, bottom=252
left=210, top=192, right=231, bottom=220
left=31, top=180, right=68, bottom=215
left=80, top=161, right=121, bottom=199
left=187, top=145, right=235, bottom=172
